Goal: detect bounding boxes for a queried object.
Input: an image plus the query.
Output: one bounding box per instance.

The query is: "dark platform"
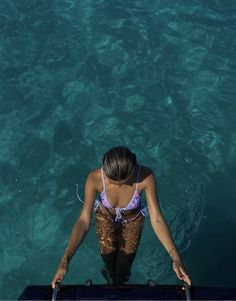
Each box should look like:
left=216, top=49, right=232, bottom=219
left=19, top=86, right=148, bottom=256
left=18, top=283, right=236, bottom=300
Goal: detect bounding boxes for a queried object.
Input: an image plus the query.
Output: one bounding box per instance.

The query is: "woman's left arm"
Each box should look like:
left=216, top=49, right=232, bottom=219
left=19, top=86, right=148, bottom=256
left=144, top=169, right=192, bottom=286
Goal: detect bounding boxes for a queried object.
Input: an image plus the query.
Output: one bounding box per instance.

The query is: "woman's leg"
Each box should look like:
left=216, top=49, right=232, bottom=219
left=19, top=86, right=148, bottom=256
left=95, top=207, right=119, bottom=283
left=114, top=213, right=145, bottom=284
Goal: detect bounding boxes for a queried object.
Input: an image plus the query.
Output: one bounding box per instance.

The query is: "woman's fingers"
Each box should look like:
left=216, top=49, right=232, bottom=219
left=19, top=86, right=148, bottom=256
left=51, top=276, right=61, bottom=289
left=51, top=270, right=64, bottom=288
left=179, top=266, right=191, bottom=286
left=173, top=262, right=183, bottom=278
left=173, top=261, right=192, bottom=287
left=51, top=262, right=68, bottom=288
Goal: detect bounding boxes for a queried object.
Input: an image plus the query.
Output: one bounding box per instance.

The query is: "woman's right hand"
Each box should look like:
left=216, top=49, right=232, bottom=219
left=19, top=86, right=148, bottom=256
left=51, top=261, right=69, bottom=289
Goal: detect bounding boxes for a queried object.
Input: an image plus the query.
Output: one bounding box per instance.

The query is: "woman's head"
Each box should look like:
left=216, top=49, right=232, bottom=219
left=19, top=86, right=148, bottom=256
left=102, top=146, right=137, bottom=182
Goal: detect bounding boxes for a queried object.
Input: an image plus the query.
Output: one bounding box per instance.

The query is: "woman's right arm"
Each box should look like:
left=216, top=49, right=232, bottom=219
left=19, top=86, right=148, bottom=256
left=51, top=171, right=97, bottom=288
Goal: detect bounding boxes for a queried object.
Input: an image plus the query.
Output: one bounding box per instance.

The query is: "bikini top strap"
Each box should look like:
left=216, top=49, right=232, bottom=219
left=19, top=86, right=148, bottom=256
left=101, top=167, right=106, bottom=191
left=135, top=164, right=141, bottom=191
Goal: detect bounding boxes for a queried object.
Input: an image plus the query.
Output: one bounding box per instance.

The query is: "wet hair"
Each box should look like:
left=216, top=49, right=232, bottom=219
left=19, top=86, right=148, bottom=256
left=102, top=146, right=137, bottom=181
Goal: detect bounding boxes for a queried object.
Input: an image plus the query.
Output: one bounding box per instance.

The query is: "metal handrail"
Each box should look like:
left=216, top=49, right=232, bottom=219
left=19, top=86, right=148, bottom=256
left=183, top=283, right=191, bottom=301
left=52, top=282, right=60, bottom=301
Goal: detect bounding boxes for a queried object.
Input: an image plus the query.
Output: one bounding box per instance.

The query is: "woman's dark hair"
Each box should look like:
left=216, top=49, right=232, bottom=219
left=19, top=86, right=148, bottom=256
left=102, top=146, right=137, bottom=181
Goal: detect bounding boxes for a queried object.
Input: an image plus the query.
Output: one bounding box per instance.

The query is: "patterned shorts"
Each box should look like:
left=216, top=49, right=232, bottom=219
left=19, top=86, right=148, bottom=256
left=95, top=205, right=145, bottom=255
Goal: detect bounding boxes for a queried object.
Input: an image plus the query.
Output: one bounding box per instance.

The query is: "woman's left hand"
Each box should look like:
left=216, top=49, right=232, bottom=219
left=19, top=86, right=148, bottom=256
left=172, top=260, right=192, bottom=286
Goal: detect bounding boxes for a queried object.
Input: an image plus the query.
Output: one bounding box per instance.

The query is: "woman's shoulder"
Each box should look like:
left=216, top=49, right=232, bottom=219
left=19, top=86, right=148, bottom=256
left=88, top=167, right=102, bottom=178
left=139, top=165, right=155, bottom=187
left=86, top=167, right=102, bottom=190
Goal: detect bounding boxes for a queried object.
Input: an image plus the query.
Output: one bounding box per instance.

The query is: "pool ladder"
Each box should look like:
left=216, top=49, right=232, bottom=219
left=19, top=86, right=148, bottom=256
left=52, top=281, right=191, bottom=300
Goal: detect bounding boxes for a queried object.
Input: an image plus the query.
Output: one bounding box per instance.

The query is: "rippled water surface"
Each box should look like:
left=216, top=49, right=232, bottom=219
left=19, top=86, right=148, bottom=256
left=0, top=0, right=236, bottom=299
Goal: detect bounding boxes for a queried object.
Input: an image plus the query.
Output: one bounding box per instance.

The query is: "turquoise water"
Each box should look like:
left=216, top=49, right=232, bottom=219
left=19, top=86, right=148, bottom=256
left=1, top=0, right=236, bottom=299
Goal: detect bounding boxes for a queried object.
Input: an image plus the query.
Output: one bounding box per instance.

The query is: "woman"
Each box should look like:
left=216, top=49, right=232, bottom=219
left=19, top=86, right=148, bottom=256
left=51, top=146, right=191, bottom=288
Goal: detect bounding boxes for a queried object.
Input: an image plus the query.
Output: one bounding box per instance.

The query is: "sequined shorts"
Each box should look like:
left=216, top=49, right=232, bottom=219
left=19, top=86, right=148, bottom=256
left=94, top=205, right=145, bottom=255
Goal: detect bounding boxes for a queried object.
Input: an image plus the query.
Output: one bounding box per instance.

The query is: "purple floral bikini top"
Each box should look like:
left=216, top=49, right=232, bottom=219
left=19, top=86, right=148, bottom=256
left=99, top=165, right=141, bottom=210
left=94, top=165, right=149, bottom=222
left=76, top=165, right=149, bottom=224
